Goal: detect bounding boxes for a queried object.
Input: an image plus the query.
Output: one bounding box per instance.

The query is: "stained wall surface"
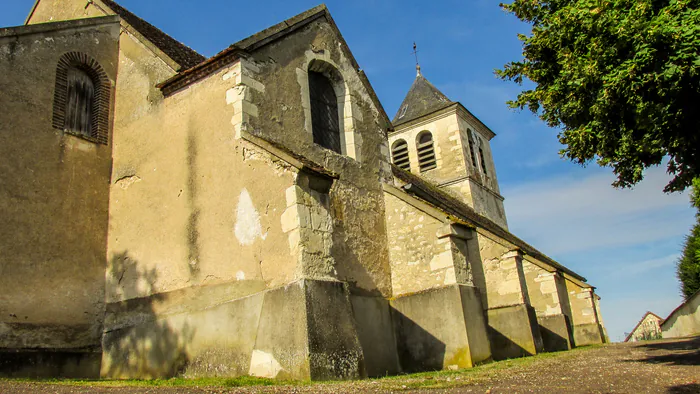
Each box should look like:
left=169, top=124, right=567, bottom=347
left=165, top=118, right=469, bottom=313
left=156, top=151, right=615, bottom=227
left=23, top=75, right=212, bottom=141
left=242, top=16, right=394, bottom=297
left=0, top=17, right=119, bottom=352
left=384, top=192, right=467, bottom=296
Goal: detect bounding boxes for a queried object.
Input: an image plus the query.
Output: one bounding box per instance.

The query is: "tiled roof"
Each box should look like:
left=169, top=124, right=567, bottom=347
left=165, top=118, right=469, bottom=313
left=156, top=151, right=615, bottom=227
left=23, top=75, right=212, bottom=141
left=100, top=0, right=205, bottom=70
left=391, top=165, right=587, bottom=282
left=392, top=73, right=453, bottom=126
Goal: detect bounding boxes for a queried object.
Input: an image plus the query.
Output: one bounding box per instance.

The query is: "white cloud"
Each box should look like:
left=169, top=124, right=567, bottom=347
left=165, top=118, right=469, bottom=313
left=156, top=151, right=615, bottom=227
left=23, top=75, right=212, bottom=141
left=502, top=166, right=695, bottom=255
left=605, top=253, right=680, bottom=278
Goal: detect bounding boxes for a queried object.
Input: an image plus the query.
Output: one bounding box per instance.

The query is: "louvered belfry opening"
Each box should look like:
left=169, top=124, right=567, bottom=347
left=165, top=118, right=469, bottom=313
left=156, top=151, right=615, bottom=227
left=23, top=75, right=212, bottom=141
left=417, top=132, right=437, bottom=172
left=392, top=139, right=410, bottom=171
left=64, top=67, right=95, bottom=137
left=468, top=132, right=478, bottom=168
left=479, top=147, right=488, bottom=175
left=309, top=71, right=341, bottom=154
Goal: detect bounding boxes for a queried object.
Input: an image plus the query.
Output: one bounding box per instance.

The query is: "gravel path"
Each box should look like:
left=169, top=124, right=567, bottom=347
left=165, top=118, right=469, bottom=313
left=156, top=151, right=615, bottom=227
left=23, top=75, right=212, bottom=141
left=1, top=336, right=698, bottom=393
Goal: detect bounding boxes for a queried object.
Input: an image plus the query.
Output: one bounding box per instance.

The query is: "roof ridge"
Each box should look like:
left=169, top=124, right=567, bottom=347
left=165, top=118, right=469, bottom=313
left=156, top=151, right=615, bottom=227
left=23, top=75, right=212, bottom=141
left=98, top=0, right=205, bottom=70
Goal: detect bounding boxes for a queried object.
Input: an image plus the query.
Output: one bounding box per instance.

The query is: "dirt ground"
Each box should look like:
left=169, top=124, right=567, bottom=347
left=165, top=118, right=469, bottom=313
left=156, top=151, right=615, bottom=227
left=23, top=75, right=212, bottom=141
left=1, top=336, right=698, bottom=394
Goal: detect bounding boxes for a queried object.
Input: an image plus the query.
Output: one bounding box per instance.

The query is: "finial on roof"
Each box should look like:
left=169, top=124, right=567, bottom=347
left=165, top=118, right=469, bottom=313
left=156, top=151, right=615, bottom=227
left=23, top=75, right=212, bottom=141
left=413, top=42, right=421, bottom=76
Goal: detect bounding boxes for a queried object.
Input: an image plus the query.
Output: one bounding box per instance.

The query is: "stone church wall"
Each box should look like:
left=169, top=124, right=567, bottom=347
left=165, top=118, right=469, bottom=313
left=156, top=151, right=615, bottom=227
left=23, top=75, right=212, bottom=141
left=384, top=191, right=463, bottom=296
left=99, top=14, right=399, bottom=380
left=0, top=17, right=120, bottom=377
left=242, top=16, right=395, bottom=299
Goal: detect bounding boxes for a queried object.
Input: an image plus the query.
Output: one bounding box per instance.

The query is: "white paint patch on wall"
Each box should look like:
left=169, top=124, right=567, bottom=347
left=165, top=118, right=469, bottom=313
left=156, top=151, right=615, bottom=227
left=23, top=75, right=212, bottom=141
left=249, top=349, right=283, bottom=378
left=234, top=188, right=268, bottom=246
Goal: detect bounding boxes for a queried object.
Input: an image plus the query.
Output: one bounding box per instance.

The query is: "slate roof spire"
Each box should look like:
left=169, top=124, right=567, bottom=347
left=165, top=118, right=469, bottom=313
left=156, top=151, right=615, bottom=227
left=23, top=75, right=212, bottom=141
left=392, top=71, right=453, bottom=127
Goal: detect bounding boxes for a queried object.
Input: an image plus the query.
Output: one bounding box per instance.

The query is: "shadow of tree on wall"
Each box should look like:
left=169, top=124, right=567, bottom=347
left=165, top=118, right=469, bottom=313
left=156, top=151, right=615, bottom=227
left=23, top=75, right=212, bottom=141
left=628, top=337, right=700, bottom=367
left=101, top=251, right=195, bottom=379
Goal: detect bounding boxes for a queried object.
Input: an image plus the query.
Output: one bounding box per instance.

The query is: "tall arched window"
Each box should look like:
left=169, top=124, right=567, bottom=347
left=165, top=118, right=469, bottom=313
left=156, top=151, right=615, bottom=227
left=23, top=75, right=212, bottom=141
left=467, top=130, right=478, bottom=168
left=479, top=147, right=488, bottom=175
left=309, top=71, right=341, bottom=154
left=416, top=131, right=437, bottom=172
left=53, top=52, right=111, bottom=144
left=391, top=139, right=410, bottom=171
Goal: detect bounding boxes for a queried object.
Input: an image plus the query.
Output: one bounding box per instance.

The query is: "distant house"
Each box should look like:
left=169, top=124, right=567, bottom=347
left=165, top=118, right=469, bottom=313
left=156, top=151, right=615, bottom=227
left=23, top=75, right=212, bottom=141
left=625, top=312, right=664, bottom=342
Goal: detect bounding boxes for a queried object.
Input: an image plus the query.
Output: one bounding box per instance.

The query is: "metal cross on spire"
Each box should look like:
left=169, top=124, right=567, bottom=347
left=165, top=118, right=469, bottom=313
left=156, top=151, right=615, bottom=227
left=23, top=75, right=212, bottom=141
left=413, top=42, right=421, bottom=76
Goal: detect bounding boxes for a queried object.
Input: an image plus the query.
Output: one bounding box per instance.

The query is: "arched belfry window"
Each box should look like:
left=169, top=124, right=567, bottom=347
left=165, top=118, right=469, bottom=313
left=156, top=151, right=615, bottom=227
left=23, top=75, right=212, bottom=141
left=479, top=147, right=488, bottom=175
left=416, top=131, right=437, bottom=172
left=52, top=52, right=110, bottom=144
left=309, top=70, right=341, bottom=154
left=467, top=129, right=478, bottom=168
left=391, top=139, right=410, bottom=171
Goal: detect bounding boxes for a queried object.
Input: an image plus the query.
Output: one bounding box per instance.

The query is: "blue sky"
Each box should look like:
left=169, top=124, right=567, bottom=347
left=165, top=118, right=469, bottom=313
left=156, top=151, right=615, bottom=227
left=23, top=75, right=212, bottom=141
left=2, top=0, right=696, bottom=342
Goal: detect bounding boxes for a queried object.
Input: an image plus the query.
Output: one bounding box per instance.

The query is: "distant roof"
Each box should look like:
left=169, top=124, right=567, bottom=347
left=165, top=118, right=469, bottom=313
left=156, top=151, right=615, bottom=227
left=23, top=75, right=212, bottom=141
left=392, top=72, right=453, bottom=126
left=391, top=165, right=587, bottom=282
left=624, top=311, right=664, bottom=342
left=99, top=0, right=205, bottom=70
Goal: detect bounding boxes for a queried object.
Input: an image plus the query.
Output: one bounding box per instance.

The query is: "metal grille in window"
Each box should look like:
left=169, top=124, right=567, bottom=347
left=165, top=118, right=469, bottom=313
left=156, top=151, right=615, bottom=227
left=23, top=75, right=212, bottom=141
left=417, top=132, right=437, bottom=172
left=479, top=147, right=488, bottom=175
left=391, top=139, right=410, bottom=171
left=52, top=52, right=111, bottom=144
left=309, top=71, right=341, bottom=154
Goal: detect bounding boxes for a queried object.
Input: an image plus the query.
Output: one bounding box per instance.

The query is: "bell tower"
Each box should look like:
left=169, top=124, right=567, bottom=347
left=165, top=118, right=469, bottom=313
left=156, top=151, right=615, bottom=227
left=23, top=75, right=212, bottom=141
left=388, top=67, right=508, bottom=229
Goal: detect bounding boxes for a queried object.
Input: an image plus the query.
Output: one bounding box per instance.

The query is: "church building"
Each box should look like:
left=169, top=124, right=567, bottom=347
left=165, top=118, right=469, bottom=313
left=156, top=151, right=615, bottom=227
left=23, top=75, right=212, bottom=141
left=0, top=0, right=608, bottom=380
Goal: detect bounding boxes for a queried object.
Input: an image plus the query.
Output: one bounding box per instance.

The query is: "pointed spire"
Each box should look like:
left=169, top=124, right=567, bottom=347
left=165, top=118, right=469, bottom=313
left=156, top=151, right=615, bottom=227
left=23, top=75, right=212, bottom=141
left=392, top=71, right=453, bottom=126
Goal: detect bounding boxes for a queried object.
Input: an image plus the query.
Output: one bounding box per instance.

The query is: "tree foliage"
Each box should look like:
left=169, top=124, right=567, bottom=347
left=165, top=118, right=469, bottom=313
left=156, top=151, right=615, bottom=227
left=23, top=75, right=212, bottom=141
left=497, top=0, right=700, bottom=192
left=678, top=178, right=700, bottom=298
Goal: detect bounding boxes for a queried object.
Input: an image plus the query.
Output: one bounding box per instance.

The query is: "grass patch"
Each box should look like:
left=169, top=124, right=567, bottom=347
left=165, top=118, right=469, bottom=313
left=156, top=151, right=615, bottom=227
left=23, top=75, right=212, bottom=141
left=0, top=345, right=601, bottom=391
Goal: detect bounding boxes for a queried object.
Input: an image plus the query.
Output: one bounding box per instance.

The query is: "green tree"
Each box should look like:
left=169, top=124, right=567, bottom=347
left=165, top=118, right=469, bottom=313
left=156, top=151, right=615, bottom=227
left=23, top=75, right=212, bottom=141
left=677, top=178, right=700, bottom=298
left=497, top=0, right=700, bottom=192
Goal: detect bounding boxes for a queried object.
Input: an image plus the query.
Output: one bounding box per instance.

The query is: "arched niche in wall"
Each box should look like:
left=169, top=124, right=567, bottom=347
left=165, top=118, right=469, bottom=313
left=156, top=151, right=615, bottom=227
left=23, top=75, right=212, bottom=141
left=52, top=52, right=111, bottom=144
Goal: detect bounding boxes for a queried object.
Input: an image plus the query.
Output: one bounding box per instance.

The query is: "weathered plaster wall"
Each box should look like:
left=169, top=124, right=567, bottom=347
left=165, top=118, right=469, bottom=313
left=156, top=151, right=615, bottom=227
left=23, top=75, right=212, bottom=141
left=661, top=291, right=700, bottom=339
left=0, top=18, right=119, bottom=354
left=27, top=0, right=106, bottom=25
left=106, top=54, right=299, bottom=306
left=565, top=279, right=605, bottom=346
left=470, top=232, right=530, bottom=310
left=522, top=259, right=564, bottom=317
left=384, top=192, right=472, bottom=296
left=566, top=281, right=598, bottom=327
left=242, top=17, right=394, bottom=297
